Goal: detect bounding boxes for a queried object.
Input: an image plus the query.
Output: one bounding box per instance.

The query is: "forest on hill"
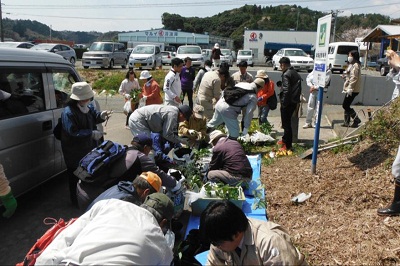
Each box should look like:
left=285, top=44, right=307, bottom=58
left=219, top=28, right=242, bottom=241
left=2, top=4, right=393, bottom=49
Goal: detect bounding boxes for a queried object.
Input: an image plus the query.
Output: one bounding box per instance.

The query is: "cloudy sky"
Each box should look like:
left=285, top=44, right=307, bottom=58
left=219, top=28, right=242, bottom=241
left=3, top=0, right=399, bottom=33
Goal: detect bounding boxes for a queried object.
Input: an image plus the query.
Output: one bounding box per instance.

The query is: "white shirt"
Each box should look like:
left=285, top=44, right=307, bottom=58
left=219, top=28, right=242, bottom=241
left=35, top=199, right=173, bottom=265
left=163, top=69, right=181, bottom=102
left=118, top=78, right=140, bottom=96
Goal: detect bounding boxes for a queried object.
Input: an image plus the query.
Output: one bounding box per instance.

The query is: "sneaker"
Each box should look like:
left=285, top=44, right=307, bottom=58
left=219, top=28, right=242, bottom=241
left=302, top=123, right=313, bottom=129
left=277, top=139, right=285, bottom=145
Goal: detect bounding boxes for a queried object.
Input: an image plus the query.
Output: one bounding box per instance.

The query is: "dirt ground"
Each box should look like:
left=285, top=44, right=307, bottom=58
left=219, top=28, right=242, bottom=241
left=262, top=140, right=400, bottom=265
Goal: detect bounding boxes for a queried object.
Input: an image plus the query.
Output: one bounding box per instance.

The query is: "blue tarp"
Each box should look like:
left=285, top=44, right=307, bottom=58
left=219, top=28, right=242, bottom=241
left=264, top=42, right=313, bottom=53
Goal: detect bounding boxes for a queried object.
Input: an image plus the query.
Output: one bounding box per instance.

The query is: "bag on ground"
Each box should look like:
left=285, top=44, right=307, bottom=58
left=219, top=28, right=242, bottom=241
left=223, top=86, right=255, bottom=106
left=74, top=140, right=127, bottom=185
left=17, top=217, right=77, bottom=266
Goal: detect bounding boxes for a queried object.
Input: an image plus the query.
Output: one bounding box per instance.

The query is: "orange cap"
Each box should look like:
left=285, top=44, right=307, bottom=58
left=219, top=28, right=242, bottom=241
left=139, top=172, right=162, bottom=192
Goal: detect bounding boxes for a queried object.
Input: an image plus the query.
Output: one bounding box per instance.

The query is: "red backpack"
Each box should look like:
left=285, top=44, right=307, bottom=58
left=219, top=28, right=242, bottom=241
left=16, top=217, right=77, bottom=266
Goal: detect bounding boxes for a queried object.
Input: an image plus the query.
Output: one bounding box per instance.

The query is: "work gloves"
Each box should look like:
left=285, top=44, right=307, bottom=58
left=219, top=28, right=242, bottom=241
left=257, top=96, right=263, bottom=102
left=92, top=130, right=103, bottom=141
left=1, top=190, right=17, bottom=218
left=124, top=93, right=131, bottom=100
left=188, top=129, right=197, bottom=136
left=100, top=110, right=112, bottom=120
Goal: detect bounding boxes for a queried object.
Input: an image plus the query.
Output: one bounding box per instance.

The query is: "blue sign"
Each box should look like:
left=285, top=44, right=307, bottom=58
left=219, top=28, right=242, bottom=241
left=314, top=63, right=326, bottom=72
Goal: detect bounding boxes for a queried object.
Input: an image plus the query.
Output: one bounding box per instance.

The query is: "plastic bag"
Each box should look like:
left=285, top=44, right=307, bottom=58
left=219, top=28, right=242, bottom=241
left=123, top=100, right=132, bottom=114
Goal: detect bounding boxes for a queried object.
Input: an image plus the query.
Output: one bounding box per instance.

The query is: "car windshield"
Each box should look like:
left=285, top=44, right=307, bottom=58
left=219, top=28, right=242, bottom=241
left=132, top=46, right=155, bottom=54
left=89, top=43, right=113, bottom=52
left=336, top=46, right=359, bottom=55
left=31, top=44, right=54, bottom=51
left=221, top=49, right=231, bottom=55
left=178, top=47, right=201, bottom=54
left=239, top=50, right=251, bottom=56
left=284, top=49, right=308, bottom=57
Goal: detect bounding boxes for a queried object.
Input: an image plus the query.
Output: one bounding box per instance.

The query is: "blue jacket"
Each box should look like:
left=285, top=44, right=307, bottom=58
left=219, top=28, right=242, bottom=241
left=151, top=132, right=179, bottom=164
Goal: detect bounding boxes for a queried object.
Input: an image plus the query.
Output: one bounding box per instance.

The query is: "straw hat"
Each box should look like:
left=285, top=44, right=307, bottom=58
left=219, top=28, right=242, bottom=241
left=70, top=82, right=94, bottom=101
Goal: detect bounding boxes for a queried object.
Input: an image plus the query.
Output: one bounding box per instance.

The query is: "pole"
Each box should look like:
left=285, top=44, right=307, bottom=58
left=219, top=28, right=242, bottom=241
left=50, top=25, right=52, bottom=41
left=332, top=11, right=337, bottom=42
left=311, top=86, right=324, bottom=174
left=0, top=0, right=4, bottom=42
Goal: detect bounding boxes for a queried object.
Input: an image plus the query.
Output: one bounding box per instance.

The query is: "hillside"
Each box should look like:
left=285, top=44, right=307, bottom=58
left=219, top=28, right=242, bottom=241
left=2, top=4, right=393, bottom=49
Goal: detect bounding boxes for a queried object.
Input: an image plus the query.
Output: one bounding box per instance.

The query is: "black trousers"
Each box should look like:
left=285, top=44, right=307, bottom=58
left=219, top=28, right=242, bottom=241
left=280, top=103, right=297, bottom=149
left=342, top=92, right=359, bottom=114
left=182, top=89, right=194, bottom=109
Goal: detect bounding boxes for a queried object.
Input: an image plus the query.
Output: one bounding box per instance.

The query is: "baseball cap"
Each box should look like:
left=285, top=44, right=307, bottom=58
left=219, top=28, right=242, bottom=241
left=178, top=105, right=193, bottom=121
left=143, top=193, right=174, bottom=221
left=139, top=172, right=162, bottom=192
left=132, top=133, right=153, bottom=147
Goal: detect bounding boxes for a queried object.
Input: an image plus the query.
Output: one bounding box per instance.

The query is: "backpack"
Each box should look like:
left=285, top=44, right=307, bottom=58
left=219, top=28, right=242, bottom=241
left=74, top=140, right=127, bottom=185
left=17, top=217, right=77, bottom=266
left=267, top=90, right=278, bottom=110
left=223, top=86, right=255, bottom=106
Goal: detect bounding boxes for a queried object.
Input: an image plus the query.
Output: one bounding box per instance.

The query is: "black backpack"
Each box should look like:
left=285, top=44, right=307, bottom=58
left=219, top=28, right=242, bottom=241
left=224, top=86, right=255, bottom=106
left=73, top=140, right=127, bottom=186
left=267, top=90, right=278, bottom=110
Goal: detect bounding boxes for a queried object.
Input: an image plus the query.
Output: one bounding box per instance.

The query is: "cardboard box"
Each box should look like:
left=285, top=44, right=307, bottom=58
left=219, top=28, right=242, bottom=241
left=189, top=187, right=245, bottom=216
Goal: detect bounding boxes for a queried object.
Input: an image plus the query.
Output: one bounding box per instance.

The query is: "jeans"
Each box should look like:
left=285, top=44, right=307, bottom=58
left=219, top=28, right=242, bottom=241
left=258, top=105, right=270, bottom=124
left=207, top=109, right=240, bottom=138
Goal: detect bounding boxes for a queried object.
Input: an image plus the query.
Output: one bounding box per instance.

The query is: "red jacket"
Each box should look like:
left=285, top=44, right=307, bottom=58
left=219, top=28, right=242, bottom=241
left=257, top=80, right=275, bottom=107
left=141, top=79, right=163, bottom=105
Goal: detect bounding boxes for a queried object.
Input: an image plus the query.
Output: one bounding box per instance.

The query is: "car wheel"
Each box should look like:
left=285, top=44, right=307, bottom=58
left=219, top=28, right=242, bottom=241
left=380, top=65, right=387, bottom=76
left=69, top=57, right=76, bottom=65
left=108, top=60, right=114, bottom=69
left=122, top=59, right=127, bottom=69
left=83, top=66, right=89, bottom=69
left=152, top=61, right=156, bottom=70
left=273, top=62, right=278, bottom=70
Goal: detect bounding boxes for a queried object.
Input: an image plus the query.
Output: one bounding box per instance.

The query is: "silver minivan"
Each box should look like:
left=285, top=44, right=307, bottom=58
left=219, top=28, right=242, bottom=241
left=82, top=42, right=128, bottom=69
left=0, top=48, right=81, bottom=197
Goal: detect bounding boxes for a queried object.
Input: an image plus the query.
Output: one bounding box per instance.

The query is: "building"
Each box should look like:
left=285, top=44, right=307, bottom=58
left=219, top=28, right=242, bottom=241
left=118, top=29, right=233, bottom=50
left=243, top=30, right=317, bottom=64
left=362, top=25, right=400, bottom=57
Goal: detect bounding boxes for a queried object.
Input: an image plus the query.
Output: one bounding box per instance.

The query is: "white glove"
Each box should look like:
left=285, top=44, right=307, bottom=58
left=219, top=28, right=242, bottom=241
left=91, top=130, right=103, bottom=140
left=188, top=129, right=197, bottom=136
left=346, top=89, right=353, bottom=97
left=341, top=90, right=346, bottom=94
left=142, top=95, right=148, bottom=101
left=100, top=110, right=112, bottom=120
left=124, top=93, right=131, bottom=100
left=171, top=176, right=186, bottom=192
left=242, top=128, right=248, bottom=135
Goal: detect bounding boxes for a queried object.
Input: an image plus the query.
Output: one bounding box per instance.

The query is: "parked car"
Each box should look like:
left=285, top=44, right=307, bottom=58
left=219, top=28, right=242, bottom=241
left=272, top=48, right=314, bottom=72
left=202, top=49, right=212, bottom=62
left=236, top=49, right=254, bottom=67
left=0, top=48, right=82, bottom=197
left=220, top=49, right=234, bottom=66
left=376, top=51, right=400, bottom=76
left=0, top=42, right=34, bottom=49
left=128, top=44, right=162, bottom=70
left=82, top=42, right=127, bottom=69
left=176, top=45, right=204, bottom=67
left=161, top=51, right=175, bottom=65
left=31, top=43, right=76, bottom=65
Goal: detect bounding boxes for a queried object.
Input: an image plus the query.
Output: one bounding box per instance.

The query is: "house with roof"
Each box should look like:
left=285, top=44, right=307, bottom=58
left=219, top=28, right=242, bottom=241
left=362, top=25, right=400, bottom=57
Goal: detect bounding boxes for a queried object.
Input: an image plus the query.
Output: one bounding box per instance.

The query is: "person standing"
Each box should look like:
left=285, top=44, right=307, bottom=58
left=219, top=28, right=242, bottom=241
left=180, top=57, right=196, bottom=109
left=277, top=57, right=302, bottom=151
left=164, top=57, right=184, bottom=107
left=341, top=50, right=362, bottom=128
left=255, top=70, right=275, bottom=125
left=231, top=61, right=253, bottom=84
left=0, top=163, right=17, bottom=218
left=193, top=60, right=212, bottom=92
left=302, top=67, right=331, bottom=129
left=139, top=70, right=163, bottom=106
left=61, top=82, right=112, bottom=206
left=118, top=70, right=140, bottom=128
left=211, top=43, right=223, bottom=68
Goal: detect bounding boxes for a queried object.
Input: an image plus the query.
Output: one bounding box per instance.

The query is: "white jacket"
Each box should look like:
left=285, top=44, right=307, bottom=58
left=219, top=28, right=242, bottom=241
left=35, top=199, right=173, bottom=265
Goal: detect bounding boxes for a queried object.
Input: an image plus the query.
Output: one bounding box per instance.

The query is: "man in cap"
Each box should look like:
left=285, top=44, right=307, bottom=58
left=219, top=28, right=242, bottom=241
left=200, top=200, right=308, bottom=265
left=207, top=78, right=265, bottom=138
left=277, top=57, right=302, bottom=151
left=128, top=104, right=192, bottom=145
left=178, top=104, right=208, bottom=148
left=231, top=61, right=253, bottom=84
left=255, top=69, right=276, bottom=125
left=87, top=171, right=162, bottom=210
left=36, top=193, right=175, bottom=265
left=206, top=130, right=252, bottom=185
left=76, top=133, right=184, bottom=211
left=196, top=68, right=227, bottom=120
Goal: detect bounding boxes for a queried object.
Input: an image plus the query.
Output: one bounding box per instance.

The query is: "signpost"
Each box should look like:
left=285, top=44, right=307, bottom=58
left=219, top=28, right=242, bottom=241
left=311, top=14, right=332, bottom=174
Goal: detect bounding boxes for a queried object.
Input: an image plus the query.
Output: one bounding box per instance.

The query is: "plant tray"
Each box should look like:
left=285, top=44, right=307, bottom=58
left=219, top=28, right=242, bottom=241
left=190, top=187, right=245, bottom=216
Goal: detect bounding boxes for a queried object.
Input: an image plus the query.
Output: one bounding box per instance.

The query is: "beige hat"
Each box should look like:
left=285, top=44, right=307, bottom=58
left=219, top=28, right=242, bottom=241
left=255, top=70, right=268, bottom=79
left=193, top=105, right=204, bottom=119
left=253, top=78, right=265, bottom=88
left=140, top=70, right=152, bottom=80
left=209, top=130, right=227, bottom=144
left=70, top=82, right=94, bottom=101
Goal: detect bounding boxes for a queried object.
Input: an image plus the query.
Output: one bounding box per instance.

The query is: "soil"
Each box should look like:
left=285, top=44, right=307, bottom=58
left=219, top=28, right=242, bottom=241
left=262, top=140, right=400, bottom=265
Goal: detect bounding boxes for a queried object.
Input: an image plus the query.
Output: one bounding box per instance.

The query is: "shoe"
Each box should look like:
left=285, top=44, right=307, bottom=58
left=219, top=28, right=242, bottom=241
left=302, top=123, right=313, bottom=129
left=277, top=139, right=285, bottom=146
left=279, top=145, right=287, bottom=151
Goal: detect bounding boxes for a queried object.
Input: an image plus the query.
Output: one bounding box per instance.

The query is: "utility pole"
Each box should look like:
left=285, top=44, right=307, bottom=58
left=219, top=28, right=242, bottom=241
left=0, top=0, right=4, bottom=42
left=50, top=25, right=52, bottom=41
left=331, top=10, right=343, bottom=42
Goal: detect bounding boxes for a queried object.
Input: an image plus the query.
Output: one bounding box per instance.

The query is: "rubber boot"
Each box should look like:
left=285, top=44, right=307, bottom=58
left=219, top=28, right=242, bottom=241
left=377, top=180, right=400, bottom=216
left=0, top=190, right=17, bottom=218
left=341, top=114, right=350, bottom=127
left=350, top=111, right=361, bottom=128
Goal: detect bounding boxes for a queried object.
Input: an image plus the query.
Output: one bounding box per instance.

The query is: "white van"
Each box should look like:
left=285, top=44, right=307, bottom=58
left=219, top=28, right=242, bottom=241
left=327, top=42, right=360, bottom=74
left=236, top=49, right=254, bottom=67
left=0, top=48, right=82, bottom=197
left=128, top=44, right=162, bottom=70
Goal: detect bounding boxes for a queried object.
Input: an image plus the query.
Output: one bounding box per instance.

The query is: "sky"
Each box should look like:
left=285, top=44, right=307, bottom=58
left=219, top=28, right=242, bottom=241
left=3, top=0, right=400, bottom=33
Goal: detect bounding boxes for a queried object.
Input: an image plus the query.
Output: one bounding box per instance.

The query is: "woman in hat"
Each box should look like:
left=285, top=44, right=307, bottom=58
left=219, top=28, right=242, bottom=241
left=211, top=43, right=223, bottom=68
left=139, top=70, right=163, bottom=106
left=255, top=70, right=275, bottom=125
left=61, top=81, right=112, bottom=206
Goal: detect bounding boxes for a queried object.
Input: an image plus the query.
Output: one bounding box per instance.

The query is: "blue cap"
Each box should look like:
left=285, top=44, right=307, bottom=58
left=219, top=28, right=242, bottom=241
left=132, top=133, right=153, bottom=146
